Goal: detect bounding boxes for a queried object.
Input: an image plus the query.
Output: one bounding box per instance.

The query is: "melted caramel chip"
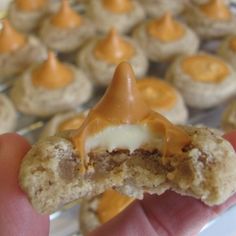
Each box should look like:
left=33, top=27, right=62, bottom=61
left=16, top=0, right=47, bottom=11
left=181, top=54, right=229, bottom=83
left=51, top=0, right=81, bottom=28
left=148, top=12, right=185, bottom=42
left=97, top=189, right=134, bottom=223
left=71, top=62, right=190, bottom=173
left=102, top=0, right=133, bottom=13
left=0, top=20, right=26, bottom=53
left=58, top=114, right=86, bottom=131
left=137, top=77, right=177, bottom=110
left=94, top=28, right=134, bottom=64
left=199, top=0, right=231, bottom=20
left=229, top=37, right=236, bottom=52
left=32, top=52, right=74, bottom=89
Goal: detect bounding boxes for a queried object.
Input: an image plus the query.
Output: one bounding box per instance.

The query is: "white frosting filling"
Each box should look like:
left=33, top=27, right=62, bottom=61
left=85, top=124, right=162, bottom=153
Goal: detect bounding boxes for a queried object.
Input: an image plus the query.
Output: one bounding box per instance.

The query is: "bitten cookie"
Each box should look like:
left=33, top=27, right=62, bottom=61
left=39, top=0, right=94, bottom=53
left=19, top=63, right=236, bottom=214
left=80, top=189, right=134, bottom=235
left=0, top=20, right=47, bottom=81
left=133, top=12, right=199, bottom=62
left=166, top=52, right=236, bottom=109
left=77, top=28, right=148, bottom=85
left=0, top=94, right=17, bottom=134
left=86, top=0, right=145, bottom=34
left=10, top=52, right=92, bottom=117
left=183, top=0, right=236, bottom=39
left=138, top=0, right=186, bottom=17
left=137, top=77, right=188, bottom=124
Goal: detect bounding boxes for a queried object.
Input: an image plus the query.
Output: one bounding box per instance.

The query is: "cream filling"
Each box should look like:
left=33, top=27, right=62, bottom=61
left=85, top=124, right=162, bottom=153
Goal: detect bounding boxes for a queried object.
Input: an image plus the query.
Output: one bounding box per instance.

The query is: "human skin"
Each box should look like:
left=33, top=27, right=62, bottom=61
left=0, top=132, right=235, bottom=236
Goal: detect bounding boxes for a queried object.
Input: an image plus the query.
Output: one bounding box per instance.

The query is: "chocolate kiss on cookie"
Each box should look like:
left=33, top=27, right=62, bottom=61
left=20, top=62, right=236, bottom=214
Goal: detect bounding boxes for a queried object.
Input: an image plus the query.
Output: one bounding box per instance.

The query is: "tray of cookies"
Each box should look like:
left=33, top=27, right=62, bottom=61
left=1, top=0, right=236, bottom=236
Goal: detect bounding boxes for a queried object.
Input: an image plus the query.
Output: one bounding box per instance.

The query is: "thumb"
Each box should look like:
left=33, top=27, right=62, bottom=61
left=0, top=133, right=49, bottom=236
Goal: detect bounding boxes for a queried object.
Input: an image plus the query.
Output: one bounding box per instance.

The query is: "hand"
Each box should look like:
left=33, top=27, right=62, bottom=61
left=0, top=133, right=236, bottom=236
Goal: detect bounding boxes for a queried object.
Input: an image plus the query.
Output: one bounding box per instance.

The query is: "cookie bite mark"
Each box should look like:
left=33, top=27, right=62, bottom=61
left=94, top=28, right=135, bottom=64
left=97, top=189, right=134, bottom=223
left=199, top=0, right=231, bottom=21
left=51, top=0, right=82, bottom=28
left=58, top=114, right=86, bottom=131
left=181, top=54, right=229, bottom=83
left=147, top=12, right=185, bottom=43
left=0, top=20, right=26, bottom=53
left=137, top=78, right=177, bottom=110
left=102, top=0, right=133, bottom=13
left=32, top=52, right=74, bottom=89
left=16, top=0, right=48, bottom=11
left=71, top=62, right=190, bottom=172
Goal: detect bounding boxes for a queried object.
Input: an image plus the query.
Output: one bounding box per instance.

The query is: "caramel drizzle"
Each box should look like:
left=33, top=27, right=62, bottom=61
left=102, top=0, right=133, bottom=13
left=71, top=62, right=190, bottom=173
left=51, top=0, right=82, bottom=28
left=0, top=19, right=26, bottom=53
left=199, top=0, right=231, bottom=20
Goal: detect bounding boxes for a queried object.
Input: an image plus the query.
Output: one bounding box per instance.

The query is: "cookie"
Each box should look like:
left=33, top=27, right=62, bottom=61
left=183, top=0, right=236, bottom=39
left=77, top=28, right=148, bottom=85
left=138, top=0, right=186, bottom=18
left=166, top=52, right=236, bottom=109
left=8, top=0, right=48, bottom=33
left=40, top=110, right=88, bottom=138
left=39, top=0, right=94, bottom=53
left=10, top=52, right=92, bottom=117
left=0, top=20, right=47, bottom=81
left=19, top=62, right=236, bottom=214
left=133, top=12, right=199, bottom=62
left=86, top=0, right=145, bottom=34
left=137, top=77, right=188, bottom=124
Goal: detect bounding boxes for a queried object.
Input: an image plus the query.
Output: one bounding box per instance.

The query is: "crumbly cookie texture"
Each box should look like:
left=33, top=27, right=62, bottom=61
left=19, top=126, right=236, bottom=214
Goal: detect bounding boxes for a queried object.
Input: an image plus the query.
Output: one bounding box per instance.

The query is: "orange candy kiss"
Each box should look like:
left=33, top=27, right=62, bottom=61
left=0, top=20, right=26, bottom=53
left=71, top=62, right=190, bottom=173
left=51, top=0, right=82, bottom=28
left=31, top=52, right=74, bottom=89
